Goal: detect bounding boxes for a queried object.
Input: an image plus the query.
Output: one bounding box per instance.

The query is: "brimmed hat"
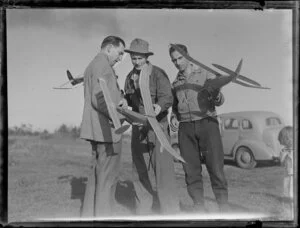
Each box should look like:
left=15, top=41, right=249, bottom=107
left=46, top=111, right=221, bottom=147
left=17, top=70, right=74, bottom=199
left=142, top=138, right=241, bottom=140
left=125, top=38, right=154, bottom=56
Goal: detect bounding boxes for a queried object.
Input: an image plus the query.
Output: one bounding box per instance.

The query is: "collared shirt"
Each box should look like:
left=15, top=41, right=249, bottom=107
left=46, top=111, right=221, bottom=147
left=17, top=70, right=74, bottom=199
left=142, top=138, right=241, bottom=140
left=172, top=63, right=224, bottom=122
left=130, top=69, right=141, bottom=90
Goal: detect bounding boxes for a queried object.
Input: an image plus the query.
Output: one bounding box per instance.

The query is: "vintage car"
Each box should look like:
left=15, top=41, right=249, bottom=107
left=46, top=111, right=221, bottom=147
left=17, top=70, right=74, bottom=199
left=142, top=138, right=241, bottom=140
left=170, top=111, right=285, bottom=169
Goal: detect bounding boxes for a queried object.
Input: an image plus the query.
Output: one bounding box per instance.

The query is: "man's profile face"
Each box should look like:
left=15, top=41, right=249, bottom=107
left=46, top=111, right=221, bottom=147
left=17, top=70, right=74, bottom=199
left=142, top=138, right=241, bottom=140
left=107, top=43, right=125, bottom=66
left=130, top=54, right=147, bottom=70
left=170, top=50, right=189, bottom=72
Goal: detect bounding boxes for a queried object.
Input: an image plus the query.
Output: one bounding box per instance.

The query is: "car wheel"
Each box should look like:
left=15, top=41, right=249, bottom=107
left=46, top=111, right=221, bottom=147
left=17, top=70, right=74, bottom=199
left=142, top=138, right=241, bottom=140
left=235, top=146, right=257, bottom=169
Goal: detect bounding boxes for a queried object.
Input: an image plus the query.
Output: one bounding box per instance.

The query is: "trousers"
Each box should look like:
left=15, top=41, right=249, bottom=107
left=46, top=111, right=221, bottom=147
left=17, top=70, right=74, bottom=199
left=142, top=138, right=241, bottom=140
left=178, top=117, right=228, bottom=207
left=131, top=121, right=180, bottom=214
left=81, top=139, right=122, bottom=217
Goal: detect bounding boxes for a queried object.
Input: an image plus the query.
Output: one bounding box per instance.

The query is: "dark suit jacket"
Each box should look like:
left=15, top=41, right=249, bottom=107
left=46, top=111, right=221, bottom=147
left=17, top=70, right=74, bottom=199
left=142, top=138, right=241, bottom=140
left=80, top=53, right=122, bottom=143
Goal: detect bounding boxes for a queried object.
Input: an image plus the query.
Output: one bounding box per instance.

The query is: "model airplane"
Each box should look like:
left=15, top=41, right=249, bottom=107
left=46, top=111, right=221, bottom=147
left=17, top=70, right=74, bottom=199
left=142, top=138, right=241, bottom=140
left=170, top=43, right=270, bottom=90
left=53, top=70, right=84, bottom=90
left=98, top=77, right=185, bottom=163
left=138, top=64, right=186, bottom=163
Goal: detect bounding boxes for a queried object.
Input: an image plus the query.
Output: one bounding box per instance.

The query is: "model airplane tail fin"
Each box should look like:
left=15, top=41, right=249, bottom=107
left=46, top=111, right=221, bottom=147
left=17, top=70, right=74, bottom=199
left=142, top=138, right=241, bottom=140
left=212, top=60, right=271, bottom=89
left=233, top=59, right=243, bottom=81
left=204, top=59, right=243, bottom=90
left=67, top=70, right=84, bottom=86
left=66, top=70, right=76, bottom=85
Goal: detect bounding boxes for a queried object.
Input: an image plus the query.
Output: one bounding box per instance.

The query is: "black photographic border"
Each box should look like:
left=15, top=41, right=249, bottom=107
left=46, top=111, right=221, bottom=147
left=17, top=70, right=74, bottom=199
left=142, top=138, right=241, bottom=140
left=1, top=1, right=299, bottom=227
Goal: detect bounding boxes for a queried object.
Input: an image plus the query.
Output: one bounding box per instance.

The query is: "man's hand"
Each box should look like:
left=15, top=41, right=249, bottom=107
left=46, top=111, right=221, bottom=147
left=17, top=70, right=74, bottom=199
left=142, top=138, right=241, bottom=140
left=117, top=99, right=128, bottom=123
left=206, top=86, right=220, bottom=101
left=118, top=98, right=128, bottom=108
left=153, top=104, right=161, bottom=116
left=170, top=115, right=179, bottom=132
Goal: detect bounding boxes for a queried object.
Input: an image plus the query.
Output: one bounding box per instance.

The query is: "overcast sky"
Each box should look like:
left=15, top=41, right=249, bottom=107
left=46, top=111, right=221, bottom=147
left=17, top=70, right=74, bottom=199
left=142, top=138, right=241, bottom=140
left=7, top=8, right=293, bottom=132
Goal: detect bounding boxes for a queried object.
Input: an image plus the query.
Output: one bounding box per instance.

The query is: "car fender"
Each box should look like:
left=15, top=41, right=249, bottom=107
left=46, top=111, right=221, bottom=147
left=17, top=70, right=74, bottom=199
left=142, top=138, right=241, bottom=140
left=232, top=139, right=274, bottom=160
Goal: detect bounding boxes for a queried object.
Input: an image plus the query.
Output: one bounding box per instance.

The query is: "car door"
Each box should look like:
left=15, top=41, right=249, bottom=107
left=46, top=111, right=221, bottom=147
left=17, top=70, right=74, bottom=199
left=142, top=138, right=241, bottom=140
left=220, top=117, right=240, bottom=156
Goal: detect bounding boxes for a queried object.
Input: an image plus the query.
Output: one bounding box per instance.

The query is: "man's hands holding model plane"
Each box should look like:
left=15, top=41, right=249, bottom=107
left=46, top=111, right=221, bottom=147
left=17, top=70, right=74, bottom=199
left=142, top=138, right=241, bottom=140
left=117, top=98, right=128, bottom=123
left=170, top=115, right=179, bottom=132
left=205, top=85, right=220, bottom=101
left=118, top=99, right=161, bottom=115
left=118, top=98, right=128, bottom=108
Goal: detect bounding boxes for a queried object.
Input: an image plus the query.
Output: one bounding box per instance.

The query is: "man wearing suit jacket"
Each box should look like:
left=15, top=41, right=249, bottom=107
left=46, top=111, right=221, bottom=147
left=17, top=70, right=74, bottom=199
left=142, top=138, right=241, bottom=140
left=80, top=36, right=127, bottom=217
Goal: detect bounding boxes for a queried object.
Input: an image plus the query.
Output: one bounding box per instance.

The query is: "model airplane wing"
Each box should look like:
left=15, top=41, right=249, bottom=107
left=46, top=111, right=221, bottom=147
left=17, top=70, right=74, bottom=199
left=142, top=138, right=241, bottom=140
left=52, top=79, right=73, bottom=90
left=98, top=78, right=131, bottom=135
left=169, top=43, right=264, bottom=88
left=52, top=86, right=73, bottom=90
left=212, top=63, right=270, bottom=89
left=138, top=64, right=186, bottom=163
left=233, top=79, right=270, bottom=89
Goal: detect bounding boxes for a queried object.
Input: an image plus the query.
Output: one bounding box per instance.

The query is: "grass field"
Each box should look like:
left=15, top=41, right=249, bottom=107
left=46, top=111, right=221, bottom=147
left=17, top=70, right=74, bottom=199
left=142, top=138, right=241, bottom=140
left=8, top=134, right=295, bottom=223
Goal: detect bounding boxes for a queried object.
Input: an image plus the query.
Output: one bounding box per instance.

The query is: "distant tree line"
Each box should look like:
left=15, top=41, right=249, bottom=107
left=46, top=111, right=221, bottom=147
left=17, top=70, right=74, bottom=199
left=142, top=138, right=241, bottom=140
left=8, top=123, right=81, bottom=139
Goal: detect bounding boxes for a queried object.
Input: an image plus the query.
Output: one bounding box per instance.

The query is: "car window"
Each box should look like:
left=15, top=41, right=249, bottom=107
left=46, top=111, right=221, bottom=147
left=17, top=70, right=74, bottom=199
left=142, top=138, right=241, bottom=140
left=224, top=118, right=239, bottom=129
left=266, top=117, right=282, bottom=126
left=242, top=119, right=253, bottom=129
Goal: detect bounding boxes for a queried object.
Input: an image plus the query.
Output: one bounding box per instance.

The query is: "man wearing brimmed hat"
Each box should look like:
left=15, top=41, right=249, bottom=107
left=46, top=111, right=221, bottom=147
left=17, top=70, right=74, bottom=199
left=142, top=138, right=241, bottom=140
left=169, top=44, right=229, bottom=213
left=124, top=38, right=180, bottom=214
